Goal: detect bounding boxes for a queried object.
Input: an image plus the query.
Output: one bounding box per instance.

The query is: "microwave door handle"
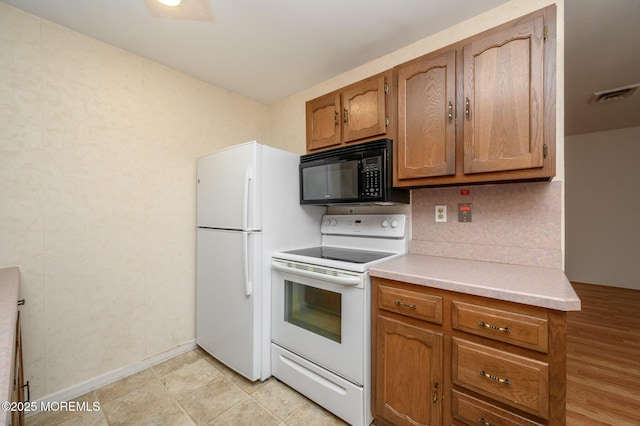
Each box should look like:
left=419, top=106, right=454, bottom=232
left=242, top=167, right=253, bottom=231
left=243, top=232, right=252, bottom=296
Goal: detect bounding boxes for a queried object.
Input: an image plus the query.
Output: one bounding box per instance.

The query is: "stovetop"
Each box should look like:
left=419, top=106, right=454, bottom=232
left=272, top=214, right=408, bottom=273
left=281, top=246, right=396, bottom=264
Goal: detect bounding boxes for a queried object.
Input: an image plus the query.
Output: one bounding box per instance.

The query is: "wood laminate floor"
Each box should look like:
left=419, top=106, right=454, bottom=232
left=566, top=282, right=640, bottom=426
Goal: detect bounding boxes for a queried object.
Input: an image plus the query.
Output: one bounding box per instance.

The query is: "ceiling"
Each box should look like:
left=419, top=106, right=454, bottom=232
left=2, top=0, right=639, bottom=136
left=564, top=0, right=640, bottom=136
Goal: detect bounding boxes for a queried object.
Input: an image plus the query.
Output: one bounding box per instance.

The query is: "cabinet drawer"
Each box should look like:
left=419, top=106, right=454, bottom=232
left=452, top=301, right=549, bottom=352
left=452, top=390, right=543, bottom=426
left=452, top=339, right=549, bottom=419
left=377, top=284, right=443, bottom=324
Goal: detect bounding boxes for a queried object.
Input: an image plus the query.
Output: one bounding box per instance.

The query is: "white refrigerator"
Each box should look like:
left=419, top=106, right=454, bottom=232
left=196, top=141, right=323, bottom=381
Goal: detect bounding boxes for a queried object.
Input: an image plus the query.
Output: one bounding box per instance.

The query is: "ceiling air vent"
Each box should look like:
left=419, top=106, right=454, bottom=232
left=589, top=83, right=640, bottom=104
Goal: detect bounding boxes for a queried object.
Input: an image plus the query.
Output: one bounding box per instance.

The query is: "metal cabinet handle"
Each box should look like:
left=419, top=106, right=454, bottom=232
left=448, top=101, right=453, bottom=123
left=479, top=370, right=511, bottom=385
left=478, top=417, right=495, bottom=426
left=478, top=321, right=512, bottom=333
left=432, top=380, right=439, bottom=403
left=343, top=108, right=348, bottom=123
left=334, top=111, right=339, bottom=126
left=465, top=97, right=470, bottom=119
left=395, top=300, right=417, bottom=309
left=23, top=381, right=30, bottom=402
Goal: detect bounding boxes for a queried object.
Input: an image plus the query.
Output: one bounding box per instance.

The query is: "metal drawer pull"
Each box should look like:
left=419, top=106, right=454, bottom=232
left=478, top=321, right=512, bottom=333
left=478, top=417, right=495, bottom=426
left=395, top=300, right=417, bottom=309
left=479, top=370, right=511, bottom=385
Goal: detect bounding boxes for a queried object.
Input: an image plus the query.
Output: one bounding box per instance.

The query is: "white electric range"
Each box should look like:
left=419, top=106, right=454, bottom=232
left=270, top=214, right=408, bottom=426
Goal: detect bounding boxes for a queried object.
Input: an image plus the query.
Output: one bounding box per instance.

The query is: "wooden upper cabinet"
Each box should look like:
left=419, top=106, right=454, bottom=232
left=397, top=49, right=456, bottom=179
left=306, top=71, right=392, bottom=153
left=306, top=92, right=341, bottom=151
left=463, top=15, right=545, bottom=174
left=394, top=6, right=555, bottom=187
left=342, top=73, right=387, bottom=143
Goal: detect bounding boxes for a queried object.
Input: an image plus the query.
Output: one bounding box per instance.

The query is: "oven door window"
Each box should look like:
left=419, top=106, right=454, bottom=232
left=284, top=280, right=341, bottom=343
left=301, top=160, right=358, bottom=201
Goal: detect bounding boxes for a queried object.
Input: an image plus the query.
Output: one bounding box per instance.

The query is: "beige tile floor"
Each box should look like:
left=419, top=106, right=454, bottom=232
left=25, top=348, right=349, bottom=425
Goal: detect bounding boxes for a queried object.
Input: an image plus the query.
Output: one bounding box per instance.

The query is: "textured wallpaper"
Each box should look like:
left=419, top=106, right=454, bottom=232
left=0, top=2, right=268, bottom=400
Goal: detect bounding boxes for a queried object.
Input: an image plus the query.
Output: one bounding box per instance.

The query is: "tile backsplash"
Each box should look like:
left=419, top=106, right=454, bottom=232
left=411, top=181, right=562, bottom=269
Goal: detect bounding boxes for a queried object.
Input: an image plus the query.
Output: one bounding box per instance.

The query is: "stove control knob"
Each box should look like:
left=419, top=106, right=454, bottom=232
left=381, top=220, right=389, bottom=228
left=330, top=219, right=338, bottom=226
left=391, top=220, right=399, bottom=228
left=323, top=219, right=331, bottom=226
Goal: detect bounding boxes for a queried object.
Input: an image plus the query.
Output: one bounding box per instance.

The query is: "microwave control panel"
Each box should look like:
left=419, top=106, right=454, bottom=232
left=362, top=156, right=382, bottom=197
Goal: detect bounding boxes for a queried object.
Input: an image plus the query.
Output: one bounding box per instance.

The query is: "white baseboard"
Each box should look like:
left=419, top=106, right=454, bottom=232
left=26, top=340, right=197, bottom=416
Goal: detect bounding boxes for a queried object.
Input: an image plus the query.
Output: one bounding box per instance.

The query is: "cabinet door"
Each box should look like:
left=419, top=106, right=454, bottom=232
left=375, top=314, right=443, bottom=426
left=342, top=73, right=387, bottom=143
left=306, top=91, right=341, bottom=151
left=12, top=311, right=24, bottom=426
left=463, top=15, right=545, bottom=174
left=397, top=49, right=456, bottom=179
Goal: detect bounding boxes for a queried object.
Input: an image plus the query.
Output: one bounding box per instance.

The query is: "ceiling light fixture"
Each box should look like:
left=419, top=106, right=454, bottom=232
left=157, top=0, right=183, bottom=6
left=144, top=0, right=212, bottom=20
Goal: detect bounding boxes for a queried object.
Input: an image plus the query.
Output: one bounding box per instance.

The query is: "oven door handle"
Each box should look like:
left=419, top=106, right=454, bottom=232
left=271, top=260, right=363, bottom=287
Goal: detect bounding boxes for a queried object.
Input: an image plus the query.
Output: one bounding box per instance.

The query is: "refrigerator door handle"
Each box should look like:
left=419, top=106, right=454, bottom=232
left=242, top=232, right=252, bottom=296
left=242, top=167, right=253, bottom=231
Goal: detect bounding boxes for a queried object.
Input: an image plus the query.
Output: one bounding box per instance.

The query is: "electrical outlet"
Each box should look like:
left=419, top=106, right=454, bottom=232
left=435, top=205, right=447, bottom=222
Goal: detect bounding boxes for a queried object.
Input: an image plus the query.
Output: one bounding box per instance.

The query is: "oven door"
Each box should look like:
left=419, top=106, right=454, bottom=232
left=271, top=259, right=367, bottom=385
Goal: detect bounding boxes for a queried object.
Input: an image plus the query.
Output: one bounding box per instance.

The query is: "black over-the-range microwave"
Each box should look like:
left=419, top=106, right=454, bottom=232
left=299, top=139, right=410, bottom=206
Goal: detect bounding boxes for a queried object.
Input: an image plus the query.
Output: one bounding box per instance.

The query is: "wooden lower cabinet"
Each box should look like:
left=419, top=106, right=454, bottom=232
left=452, top=339, right=549, bottom=419
left=12, top=311, right=25, bottom=426
left=452, top=391, right=544, bottom=426
left=375, top=315, right=443, bottom=425
left=372, top=278, right=567, bottom=426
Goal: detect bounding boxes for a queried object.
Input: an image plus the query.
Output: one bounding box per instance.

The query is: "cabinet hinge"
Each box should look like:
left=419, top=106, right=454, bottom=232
left=385, top=116, right=389, bottom=127
left=543, top=143, right=549, bottom=159
left=543, top=26, right=549, bottom=43
left=384, top=82, right=389, bottom=95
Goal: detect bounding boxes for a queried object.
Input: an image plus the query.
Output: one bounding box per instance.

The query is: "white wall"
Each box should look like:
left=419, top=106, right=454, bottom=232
left=565, top=127, right=640, bottom=289
left=0, top=3, right=268, bottom=400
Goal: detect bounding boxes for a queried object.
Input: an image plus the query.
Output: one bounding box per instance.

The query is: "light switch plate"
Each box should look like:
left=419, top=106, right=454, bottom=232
left=435, top=205, right=447, bottom=222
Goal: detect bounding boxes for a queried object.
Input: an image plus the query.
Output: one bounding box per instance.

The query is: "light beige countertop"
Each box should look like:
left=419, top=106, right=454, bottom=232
left=0, top=267, right=19, bottom=426
left=370, top=254, right=581, bottom=311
